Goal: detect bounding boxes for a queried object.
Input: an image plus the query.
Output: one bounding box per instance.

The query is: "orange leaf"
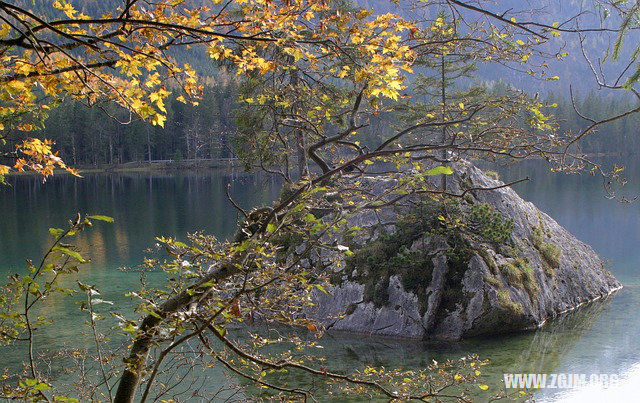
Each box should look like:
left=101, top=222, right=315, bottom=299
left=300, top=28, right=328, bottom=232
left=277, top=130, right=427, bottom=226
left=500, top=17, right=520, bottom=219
left=230, top=298, right=241, bottom=317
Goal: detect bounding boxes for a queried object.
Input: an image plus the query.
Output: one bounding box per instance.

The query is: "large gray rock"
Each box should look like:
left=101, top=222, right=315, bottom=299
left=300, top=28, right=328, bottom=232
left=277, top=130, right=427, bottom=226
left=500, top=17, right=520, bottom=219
left=308, top=161, right=622, bottom=340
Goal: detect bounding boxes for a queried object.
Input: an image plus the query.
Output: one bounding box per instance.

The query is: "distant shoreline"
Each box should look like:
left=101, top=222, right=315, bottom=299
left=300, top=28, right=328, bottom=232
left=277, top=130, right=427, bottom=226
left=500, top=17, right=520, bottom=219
left=6, top=152, right=634, bottom=177
left=7, top=158, right=244, bottom=176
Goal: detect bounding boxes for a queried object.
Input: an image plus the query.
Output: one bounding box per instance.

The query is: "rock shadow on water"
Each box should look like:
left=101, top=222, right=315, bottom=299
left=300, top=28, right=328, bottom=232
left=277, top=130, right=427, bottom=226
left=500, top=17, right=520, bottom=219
left=230, top=296, right=615, bottom=401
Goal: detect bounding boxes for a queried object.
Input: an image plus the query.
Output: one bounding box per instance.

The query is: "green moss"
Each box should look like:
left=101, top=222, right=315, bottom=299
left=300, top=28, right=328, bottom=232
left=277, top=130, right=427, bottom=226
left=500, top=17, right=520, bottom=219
left=366, top=276, right=390, bottom=308
left=499, top=257, right=539, bottom=300
left=345, top=202, right=442, bottom=309
left=485, top=275, right=503, bottom=289
left=499, top=244, right=520, bottom=259
left=497, top=290, right=524, bottom=316
left=345, top=197, right=514, bottom=316
left=521, top=264, right=540, bottom=299
left=440, top=242, right=474, bottom=313
left=440, top=288, right=466, bottom=313
left=531, top=223, right=561, bottom=275
left=463, top=193, right=475, bottom=204
left=539, top=243, right=561, bottom=268
left=500, top=262, right=522, bottom=288
left=484, top=170, right=500, bottom=180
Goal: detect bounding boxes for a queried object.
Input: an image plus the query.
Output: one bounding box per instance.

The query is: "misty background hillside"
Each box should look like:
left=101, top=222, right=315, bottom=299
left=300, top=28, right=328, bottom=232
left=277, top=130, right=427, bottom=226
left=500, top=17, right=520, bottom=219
left=14, top=0, right=640, bottom=164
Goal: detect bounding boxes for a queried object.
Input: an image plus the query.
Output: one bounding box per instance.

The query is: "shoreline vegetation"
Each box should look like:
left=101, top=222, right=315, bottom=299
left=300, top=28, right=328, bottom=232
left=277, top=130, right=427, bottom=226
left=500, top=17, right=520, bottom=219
left=6, top=158, right=244, bottom=176
left=6, top=152, right=634, bottom=177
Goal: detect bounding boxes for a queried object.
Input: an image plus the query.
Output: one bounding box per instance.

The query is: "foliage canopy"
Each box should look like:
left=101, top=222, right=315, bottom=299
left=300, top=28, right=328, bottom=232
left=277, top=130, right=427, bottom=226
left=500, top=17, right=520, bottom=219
left=1, top=0, right=640, bottom=401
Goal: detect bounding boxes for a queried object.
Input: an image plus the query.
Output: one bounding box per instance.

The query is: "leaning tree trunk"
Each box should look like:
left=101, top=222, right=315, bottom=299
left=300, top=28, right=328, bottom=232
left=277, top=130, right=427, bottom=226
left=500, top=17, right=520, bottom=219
left=114, top=264, right=239, bottom=402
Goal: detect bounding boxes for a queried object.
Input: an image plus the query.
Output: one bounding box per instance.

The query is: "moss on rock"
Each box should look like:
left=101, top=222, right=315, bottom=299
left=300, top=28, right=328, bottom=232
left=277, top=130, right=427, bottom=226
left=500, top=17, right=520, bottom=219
left=497, top=290, right=524, bottom=316
left=531, top=223, right=561, bottom=276
left=484, top=275, right=503, bottom=289
left=499, top=257, right=539, bottom=301
left=344, top=197, right=514, bottom=317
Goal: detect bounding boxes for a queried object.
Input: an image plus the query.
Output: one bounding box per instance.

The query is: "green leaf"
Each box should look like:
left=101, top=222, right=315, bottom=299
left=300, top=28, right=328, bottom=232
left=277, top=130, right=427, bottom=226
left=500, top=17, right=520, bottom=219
left=88, top=215, right=114, bottom=223
left=54, top=396, right=79, bottom=402
left=613, top=2, right=640, bottom=61
left=235, top=240, right=250, bottom=252
left=199, top=280, right=216, bottom=288
left=314, top=284, right=329, bottom=294
left=52, top=245, right=86, bottom=263
left=425, top=166, right=454, bottom=176
left=24, top=378, right=38, bottom=387
left=49, top=228, right=65, bottom=238
left=77, top=281, right=91, bottom=292
left=121, top=323, right=137, bottom=334
left=309, top=186, right=329, bottom=194
left=267, top=223, right=277, bottom=233
left=215, top=325, right=227, bottom=337
left=34, top=382, right=52, bottom=391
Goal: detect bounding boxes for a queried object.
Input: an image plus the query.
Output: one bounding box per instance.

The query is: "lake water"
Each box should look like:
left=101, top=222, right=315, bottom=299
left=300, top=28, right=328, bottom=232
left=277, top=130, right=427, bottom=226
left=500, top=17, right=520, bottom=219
left=1, top=160, right=639, bottom=401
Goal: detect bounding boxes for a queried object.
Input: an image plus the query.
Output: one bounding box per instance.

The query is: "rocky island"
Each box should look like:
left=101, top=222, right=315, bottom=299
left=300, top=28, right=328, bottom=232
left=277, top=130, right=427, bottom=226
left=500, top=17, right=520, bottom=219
left=306, top=161, right=622, bottom=340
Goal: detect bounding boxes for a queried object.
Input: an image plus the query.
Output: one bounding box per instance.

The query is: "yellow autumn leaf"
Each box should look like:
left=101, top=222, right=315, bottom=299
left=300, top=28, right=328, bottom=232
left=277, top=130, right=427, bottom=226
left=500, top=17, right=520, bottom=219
left=151, top=113, right=166, bottom=128
left=7, top=80, right=27, bottom=92
left=0, top=23, right=10, bottom=38
left=15, top=62, right=34, bottom=76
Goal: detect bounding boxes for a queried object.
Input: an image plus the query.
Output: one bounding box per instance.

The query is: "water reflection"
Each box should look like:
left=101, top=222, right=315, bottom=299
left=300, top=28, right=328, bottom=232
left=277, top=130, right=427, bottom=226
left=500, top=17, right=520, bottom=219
left=326, top=296, right=615, bottom=398
left=0, top=158, right=638, bottom=400
left=0, top=169, right=283, bottom=381
left=231, top=294, right=615, bottom=401
left=0, top=170, right=283, bottom=271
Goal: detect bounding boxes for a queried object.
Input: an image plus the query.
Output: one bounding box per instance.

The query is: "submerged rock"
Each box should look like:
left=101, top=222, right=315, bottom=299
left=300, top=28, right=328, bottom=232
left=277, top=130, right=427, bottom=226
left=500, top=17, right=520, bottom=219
left=308, top=161, right=622, bottom=340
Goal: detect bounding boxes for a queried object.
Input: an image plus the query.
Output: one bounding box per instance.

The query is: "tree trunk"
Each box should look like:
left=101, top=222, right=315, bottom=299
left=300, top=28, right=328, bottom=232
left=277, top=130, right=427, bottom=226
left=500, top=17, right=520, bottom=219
left=146, top=127, right=152, bottom=162
left=114, top=264, right=240, bottom=402
left=71, top=133, right=77, bottom=166
left=289, top=59, right=308, bottom=178
left=109, top=136, right=113, bottom=165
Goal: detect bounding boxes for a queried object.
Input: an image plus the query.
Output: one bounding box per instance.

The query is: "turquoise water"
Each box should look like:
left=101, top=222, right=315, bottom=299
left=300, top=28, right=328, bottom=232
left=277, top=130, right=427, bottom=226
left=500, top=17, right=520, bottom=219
left=1, top=160, right=639, bottom=401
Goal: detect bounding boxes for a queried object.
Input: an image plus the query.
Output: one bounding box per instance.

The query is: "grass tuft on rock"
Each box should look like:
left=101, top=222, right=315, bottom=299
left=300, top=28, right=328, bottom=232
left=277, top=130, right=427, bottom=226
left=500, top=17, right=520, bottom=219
left=484, top=275, right=503, bottom=289
left=497, top=290, right=524, bottom=316
left=499, top=257, right=539, bottom=300
left=531, top=223, right=561, bottom=276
